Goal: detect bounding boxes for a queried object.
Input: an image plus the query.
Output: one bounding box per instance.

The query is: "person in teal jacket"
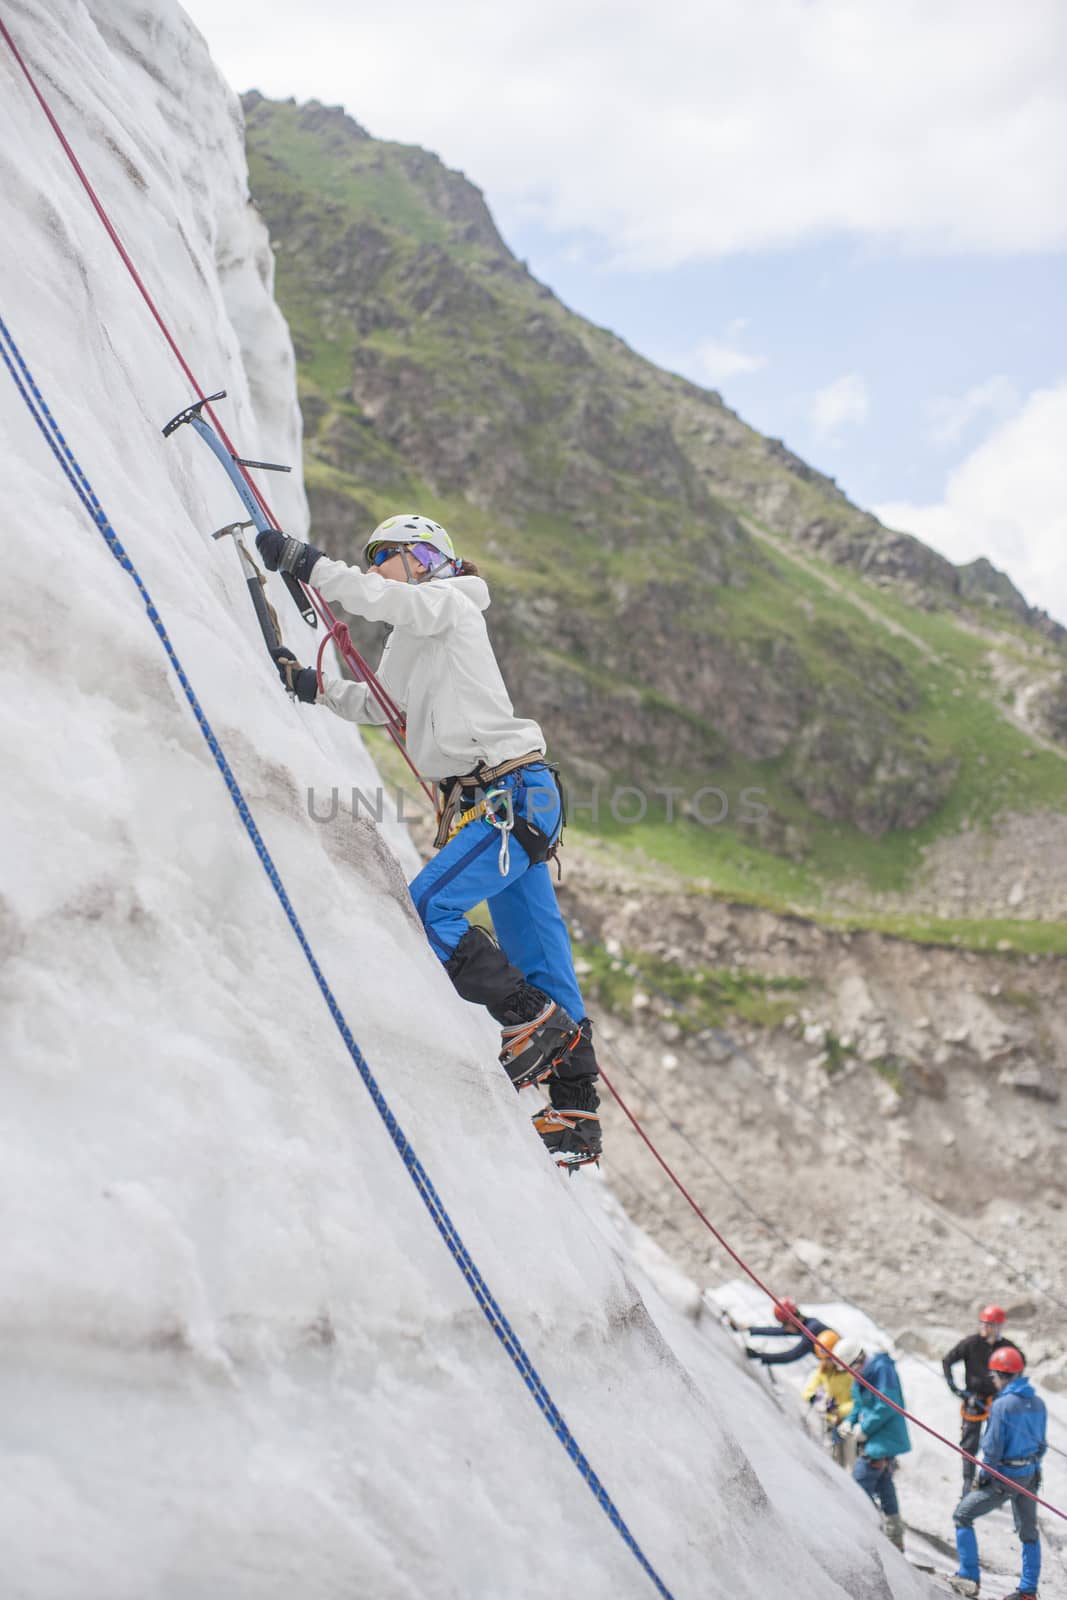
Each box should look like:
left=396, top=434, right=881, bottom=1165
left=834, top=1337, right=911, bottom=1550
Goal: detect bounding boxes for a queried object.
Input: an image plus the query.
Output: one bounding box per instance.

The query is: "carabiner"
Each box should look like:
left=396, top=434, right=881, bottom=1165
left=484, top=785, right=515, bottom=876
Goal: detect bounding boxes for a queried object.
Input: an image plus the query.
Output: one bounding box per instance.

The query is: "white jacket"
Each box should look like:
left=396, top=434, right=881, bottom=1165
left=310, top=557, right=546, bottom=780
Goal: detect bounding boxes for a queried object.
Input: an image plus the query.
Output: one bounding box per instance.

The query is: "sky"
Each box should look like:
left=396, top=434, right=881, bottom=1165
left=180, top=0, right=1067, bottom=623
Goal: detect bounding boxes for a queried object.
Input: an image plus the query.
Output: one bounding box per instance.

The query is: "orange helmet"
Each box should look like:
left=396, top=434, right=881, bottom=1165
left=773, top=1297, right=800, bottom=1325
left=814, top=1329, right=840, bottom=1360
left=979, top=1304, right=1007, bottom=1326
left=988, top=1346, right=1025, bottom=1375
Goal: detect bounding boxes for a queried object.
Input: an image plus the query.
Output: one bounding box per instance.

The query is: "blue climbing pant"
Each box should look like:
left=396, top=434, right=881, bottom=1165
left=853, top=1454, right=900, bottom=1516
left=953, top=1475, right=1040, bottom=1590
left=410, top=763, right=586, bottom=1021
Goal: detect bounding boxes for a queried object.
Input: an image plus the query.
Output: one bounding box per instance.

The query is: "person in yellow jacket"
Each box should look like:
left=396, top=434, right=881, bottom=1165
left=801, top=1330, right=856, bottom=1467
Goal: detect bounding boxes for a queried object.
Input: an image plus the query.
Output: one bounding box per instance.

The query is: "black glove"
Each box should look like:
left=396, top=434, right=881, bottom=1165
left=947, top=1381, right=963, bottom=1398
left=743, top=1346, right=762, bottom=1361
left=256, top=530, right=323, bottom=585
left=271, top=646, right=318, bottom=703
left=974, top=1471, right=991, bottom=1489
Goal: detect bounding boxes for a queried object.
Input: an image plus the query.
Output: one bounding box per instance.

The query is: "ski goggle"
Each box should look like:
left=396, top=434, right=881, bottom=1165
left=411, top=540, right=454, bottom=573
left=370, top=541, right=455, bottom=574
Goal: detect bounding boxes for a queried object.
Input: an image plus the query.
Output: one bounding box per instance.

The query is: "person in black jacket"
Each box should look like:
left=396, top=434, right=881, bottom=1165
left=742, top=1297, right=831, bottom=1366
left=942, top=1303, right=1020, bottom=1491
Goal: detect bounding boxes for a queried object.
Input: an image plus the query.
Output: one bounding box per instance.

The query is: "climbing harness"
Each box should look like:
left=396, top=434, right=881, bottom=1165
left=0, top=309, right=675, bottom=1600
left=433, top=750, right=539, bottom=848
left=433, top=755, right=566, bottom=879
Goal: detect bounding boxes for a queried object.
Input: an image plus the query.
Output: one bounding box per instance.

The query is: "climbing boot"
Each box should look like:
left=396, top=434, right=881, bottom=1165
left=444, top=928, right=581, bottom=1087
left=498, top=991, right=581, bottom=1089
left=882, top=1513, right=905, bottom=1551
left=552, top=1014, right=598, bottom=1081
left=533, top=1076, right=602, bottom=1168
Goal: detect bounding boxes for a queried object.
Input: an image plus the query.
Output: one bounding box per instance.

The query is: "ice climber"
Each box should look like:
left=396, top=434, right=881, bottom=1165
left=948, top=1346, right=1047, bottom=1600
left=833, top=1336, right=910, bottom=1552
left=742, top=1297, right=830, bottom=1365
left=942, top=1303, right=1020, bottom=1492
left=256, top=514, right=602, bottom=1168
left=800, top=1329, right=857, bottom=1467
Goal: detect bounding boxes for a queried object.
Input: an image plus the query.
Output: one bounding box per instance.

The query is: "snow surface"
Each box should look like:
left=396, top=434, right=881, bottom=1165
left=0, top=2, right=962, bottom=1595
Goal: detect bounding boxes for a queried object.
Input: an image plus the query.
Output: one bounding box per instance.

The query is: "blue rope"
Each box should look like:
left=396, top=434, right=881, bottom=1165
left=0, top=313, right=676, bottom=1600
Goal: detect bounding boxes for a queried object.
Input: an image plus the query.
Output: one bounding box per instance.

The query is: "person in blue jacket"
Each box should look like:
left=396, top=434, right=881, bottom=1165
left=948, top=1345, right=1047, bottom=1600
left=742, top=1297, right=830, bottom=1365
left=833, top=1336, right=911, bottom=1551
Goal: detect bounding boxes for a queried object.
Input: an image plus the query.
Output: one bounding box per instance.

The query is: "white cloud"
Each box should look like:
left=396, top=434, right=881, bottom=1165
left=875, top=382, right=1067, bottom=624
left=671, top=335, right=767, bottom=386
left=924, top=376, right=1020, bottom=448
left=182, top=0, right=1067, bottom=268
left=811, top=374, right=869, bottom=440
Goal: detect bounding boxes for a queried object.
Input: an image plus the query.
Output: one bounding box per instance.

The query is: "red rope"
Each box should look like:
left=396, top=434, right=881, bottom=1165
left=598, top=1063, right=1066, bottom=1522
left=0, top=13, right=431, bottom=800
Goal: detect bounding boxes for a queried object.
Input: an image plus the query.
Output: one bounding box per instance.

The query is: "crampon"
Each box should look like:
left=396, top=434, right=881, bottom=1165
left=532, top=1103, right=603, bottom=1170
left=499, top=1000, right=581, bottom=1089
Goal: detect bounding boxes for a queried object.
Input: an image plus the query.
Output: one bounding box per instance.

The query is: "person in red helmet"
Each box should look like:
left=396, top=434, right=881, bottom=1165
left=948, top=1345, right=1046, bottom=1600
left=742, top=1298, right=831, bottom=1366
left=942, top=1304, right=1020, bottom=1492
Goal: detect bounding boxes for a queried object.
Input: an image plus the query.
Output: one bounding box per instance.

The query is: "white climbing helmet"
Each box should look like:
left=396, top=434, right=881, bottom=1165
left=833, top=1336, right=867, bottom=1370
left=363, top=513, right=456, bottom=566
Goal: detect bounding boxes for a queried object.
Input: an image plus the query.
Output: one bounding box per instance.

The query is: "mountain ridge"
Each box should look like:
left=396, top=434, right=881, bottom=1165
left=245, top=95, right=1061, bottom=642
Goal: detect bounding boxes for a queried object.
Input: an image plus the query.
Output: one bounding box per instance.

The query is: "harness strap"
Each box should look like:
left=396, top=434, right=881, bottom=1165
left=432, top=755, right=567, bottom=880
left=477, top=749, right=545, bottom=786
left=433, top=750, right=546, bottom=850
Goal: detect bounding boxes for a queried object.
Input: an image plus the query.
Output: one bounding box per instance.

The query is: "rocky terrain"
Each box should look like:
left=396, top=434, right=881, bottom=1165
left=560, top=848, right=1067, bottom=1337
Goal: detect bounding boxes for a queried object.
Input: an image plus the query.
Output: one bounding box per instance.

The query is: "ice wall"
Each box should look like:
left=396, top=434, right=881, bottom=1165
left=0, top=4, right=937, bottom=1596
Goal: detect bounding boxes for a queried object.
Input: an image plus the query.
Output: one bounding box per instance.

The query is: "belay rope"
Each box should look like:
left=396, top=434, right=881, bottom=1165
left=0, top=311, right=676, bottom=1599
